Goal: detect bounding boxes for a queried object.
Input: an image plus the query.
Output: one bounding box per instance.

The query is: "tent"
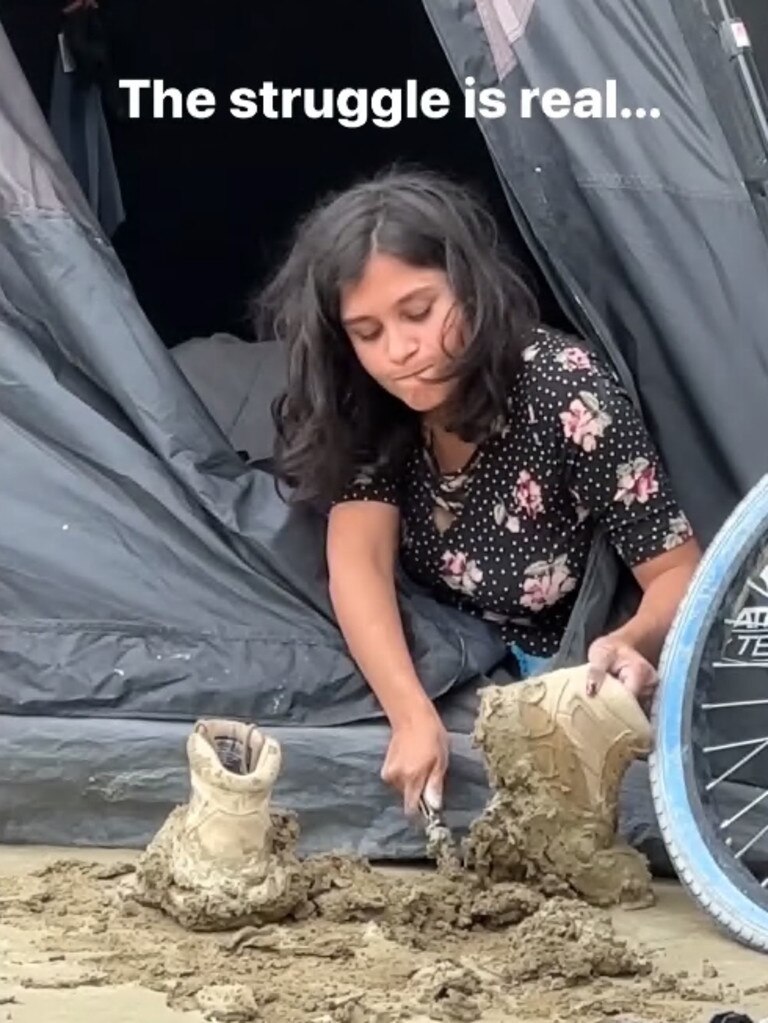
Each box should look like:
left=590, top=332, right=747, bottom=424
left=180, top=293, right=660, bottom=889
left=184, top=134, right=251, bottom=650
left=2, top=0, right=768, bottom=869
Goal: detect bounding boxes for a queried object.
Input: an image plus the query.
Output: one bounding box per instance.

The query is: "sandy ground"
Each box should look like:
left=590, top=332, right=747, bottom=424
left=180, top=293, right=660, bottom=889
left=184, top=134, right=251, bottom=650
left=0, top=846, right=766, bottom=1023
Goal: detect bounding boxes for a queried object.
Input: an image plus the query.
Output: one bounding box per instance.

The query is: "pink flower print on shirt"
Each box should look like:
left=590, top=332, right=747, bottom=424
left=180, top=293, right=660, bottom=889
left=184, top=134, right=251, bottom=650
left=559, top=391, right=612, bottom=452
left=440, top=551, right=484, bottom=596
left=520, top=554, right=577, bottom=612
left=613, top=456, right=660, bottom=508
left=664, top=512, right=694, bottom=550
left=515, top=470, right=544, bottom=518
left=555, top=346, right=593, bottom=372
left=569, top=488, right=590, bottom=524
left=493, top=498, right=521, bottom=534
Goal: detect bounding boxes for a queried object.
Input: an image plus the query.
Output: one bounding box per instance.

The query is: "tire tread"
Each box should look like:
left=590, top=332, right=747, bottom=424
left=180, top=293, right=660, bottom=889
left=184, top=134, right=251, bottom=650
left=649, top=474, right=768, bottom=952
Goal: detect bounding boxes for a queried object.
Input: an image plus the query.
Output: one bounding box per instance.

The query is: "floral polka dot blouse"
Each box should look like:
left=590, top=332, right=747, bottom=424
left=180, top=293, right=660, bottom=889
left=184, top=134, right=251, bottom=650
left=336, top=327, right=694, bottom=658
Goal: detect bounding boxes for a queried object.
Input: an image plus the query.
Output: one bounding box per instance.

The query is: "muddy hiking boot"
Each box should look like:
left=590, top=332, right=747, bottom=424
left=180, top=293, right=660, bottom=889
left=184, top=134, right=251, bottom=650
left=130, top=719, right=308, bottom=930
left=478, top=664, right=652, bottom=820
left=467, top=664, right=655, bottom=907
left=171, top=719, right=282, bottom=891
left=510, top=665, right=652, bottom=820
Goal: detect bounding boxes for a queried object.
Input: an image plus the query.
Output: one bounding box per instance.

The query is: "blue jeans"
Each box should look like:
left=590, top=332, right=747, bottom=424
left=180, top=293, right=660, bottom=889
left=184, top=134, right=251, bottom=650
left=508, top=641, right=554, bottom=679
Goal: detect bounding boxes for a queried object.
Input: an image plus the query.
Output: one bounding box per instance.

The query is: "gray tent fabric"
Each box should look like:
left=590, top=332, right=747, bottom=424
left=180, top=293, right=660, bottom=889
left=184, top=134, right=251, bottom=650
left=0, top=18, right=511, bottom=854
left=48, top=32, right=125, bottom=238
left=423, top=0, right=768, bottom=546
left=0, top=23, right=511, bottom=728
left=172, top=335, right=286, bottom=465
left=2, top=0, right=768, bottom=873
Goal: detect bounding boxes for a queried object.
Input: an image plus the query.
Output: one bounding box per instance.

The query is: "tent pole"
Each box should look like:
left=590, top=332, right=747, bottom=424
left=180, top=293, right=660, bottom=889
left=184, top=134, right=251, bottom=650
left=717, top=0, right=768, bottom=156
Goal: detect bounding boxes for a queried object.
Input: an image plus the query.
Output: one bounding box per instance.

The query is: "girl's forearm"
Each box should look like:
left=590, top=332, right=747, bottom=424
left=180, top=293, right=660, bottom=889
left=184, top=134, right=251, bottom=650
left=609, top=564, right=697, bottom=664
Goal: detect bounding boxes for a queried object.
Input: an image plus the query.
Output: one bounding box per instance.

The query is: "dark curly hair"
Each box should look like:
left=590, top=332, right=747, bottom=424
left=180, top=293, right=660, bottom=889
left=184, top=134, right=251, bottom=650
left=255, top=165, right=540, bottom=507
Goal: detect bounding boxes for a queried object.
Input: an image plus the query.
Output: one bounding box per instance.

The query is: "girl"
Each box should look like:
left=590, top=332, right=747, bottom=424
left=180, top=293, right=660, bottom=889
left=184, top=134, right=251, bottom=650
left=258, top=167, right=701, bottom=816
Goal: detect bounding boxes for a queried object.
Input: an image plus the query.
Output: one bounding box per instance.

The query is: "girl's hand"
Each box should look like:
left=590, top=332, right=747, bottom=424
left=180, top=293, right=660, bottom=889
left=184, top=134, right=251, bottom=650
left=586, top=634, right=658, bottom=707
left=381, top=705, right=449, bottom=817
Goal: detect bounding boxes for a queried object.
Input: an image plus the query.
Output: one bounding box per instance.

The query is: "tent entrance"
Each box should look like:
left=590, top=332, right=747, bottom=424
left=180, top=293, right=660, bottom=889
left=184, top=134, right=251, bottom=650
left=0, top=0, right=574, bottom=350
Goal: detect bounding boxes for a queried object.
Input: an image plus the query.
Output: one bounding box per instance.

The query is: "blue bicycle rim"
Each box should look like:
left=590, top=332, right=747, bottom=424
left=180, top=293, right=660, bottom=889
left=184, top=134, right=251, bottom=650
left=650, top=472, right=768, bottom=949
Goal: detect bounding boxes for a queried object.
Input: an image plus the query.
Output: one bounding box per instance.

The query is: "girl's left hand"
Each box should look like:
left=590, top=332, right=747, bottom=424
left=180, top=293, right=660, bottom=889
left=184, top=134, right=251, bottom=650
left=585, top=635, right=658, bottom=707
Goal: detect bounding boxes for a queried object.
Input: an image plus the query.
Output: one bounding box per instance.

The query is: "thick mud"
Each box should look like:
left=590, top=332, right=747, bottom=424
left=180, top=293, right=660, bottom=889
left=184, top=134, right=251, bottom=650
left=464, top=674, right=655, bottom=908
left=0, top=858, right=730, bottom=1023
left=0, top=669, right=698, bottom=1021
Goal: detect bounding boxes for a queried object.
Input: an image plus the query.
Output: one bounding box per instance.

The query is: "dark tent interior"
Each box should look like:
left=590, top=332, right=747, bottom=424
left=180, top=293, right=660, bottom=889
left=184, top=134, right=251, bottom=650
left=0, top=0, right=574, bottom=348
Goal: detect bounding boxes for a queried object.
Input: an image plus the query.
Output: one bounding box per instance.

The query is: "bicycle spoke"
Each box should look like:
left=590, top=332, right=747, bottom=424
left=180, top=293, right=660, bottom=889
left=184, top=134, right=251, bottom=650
left=702, top=698, right=768, bottom=708
left=706, top=738, right=768, bottom=791
left=713, top=662, right=768, bottom=668
left=748, top=579, right=768, bottom=601
left=720, top=788, right=768, bottom=830
left=705, top=737, right=768, bottom=753
left=734, top=821, right=768, bottom=860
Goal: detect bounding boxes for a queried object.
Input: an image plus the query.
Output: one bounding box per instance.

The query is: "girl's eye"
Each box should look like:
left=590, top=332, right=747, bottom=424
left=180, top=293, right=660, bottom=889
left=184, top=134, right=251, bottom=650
left=404, top=306, right=432, bottom=322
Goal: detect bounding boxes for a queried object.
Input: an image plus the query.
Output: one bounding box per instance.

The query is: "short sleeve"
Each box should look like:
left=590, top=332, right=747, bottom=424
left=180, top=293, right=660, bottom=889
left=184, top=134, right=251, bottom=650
left=530, top=336, right=695, bottom=566
left=332, top=464, right=401, bottom=507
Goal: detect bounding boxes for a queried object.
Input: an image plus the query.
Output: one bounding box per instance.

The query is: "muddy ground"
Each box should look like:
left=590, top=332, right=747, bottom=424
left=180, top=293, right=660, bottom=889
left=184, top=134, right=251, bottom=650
left=0, top=675, right=764, bottom=1022
left=0, top=847, right=766, bottom=1023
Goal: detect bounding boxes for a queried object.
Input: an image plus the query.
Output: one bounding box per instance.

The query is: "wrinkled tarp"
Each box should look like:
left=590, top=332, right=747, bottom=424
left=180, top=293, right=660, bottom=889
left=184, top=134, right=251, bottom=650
left=424, top=0, right=768, bottom=546
left=3, top=711, right=768, bottom=880
left=172, top=334, right=286, bottom=465
left=48, top=29, right=125, bottom=238
left=0, top=19, right=513, bottom=732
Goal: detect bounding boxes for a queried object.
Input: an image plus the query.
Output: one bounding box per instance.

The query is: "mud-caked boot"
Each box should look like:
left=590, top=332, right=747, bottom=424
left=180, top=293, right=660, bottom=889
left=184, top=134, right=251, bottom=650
left=170, top=719, right=282, bottom=892
left=469, top=665, right=655, bottom=907
left=477, top=664, right=651, bottom=819
left=131, top=720, right=309, bottom=929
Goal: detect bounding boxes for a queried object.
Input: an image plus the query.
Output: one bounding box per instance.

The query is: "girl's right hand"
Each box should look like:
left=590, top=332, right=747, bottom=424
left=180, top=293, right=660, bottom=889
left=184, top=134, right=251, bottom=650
left=380, top=705, right=449, bottom=816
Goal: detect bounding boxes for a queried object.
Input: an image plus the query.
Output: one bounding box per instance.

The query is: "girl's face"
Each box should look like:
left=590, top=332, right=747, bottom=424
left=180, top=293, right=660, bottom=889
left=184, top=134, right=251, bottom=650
left=339, top=252, right=465, bottom=414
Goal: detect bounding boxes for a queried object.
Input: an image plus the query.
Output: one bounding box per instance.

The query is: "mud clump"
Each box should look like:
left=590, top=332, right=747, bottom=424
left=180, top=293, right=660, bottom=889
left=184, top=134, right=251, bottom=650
left=303, top=853, right=550, bottom=934
left=504, top=897, right=647, bottom=982
left=465, top=676, right=655, bottom=908
left=0, top=856, right=708, bottom=1023
left=1, top=670, right=676, bottom=1020
left=131, top=807, right=311, bottom=932
left=131, top=822, right=550, bottom=936
left=406, top=961, right=486, bottom=1021
left=195, top=983, right=261, bottom=1021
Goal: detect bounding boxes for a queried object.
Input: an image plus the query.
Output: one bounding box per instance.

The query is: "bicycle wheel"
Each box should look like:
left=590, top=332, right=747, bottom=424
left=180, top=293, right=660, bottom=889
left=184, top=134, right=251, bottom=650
left=649, top=473, right=768, bottom=951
